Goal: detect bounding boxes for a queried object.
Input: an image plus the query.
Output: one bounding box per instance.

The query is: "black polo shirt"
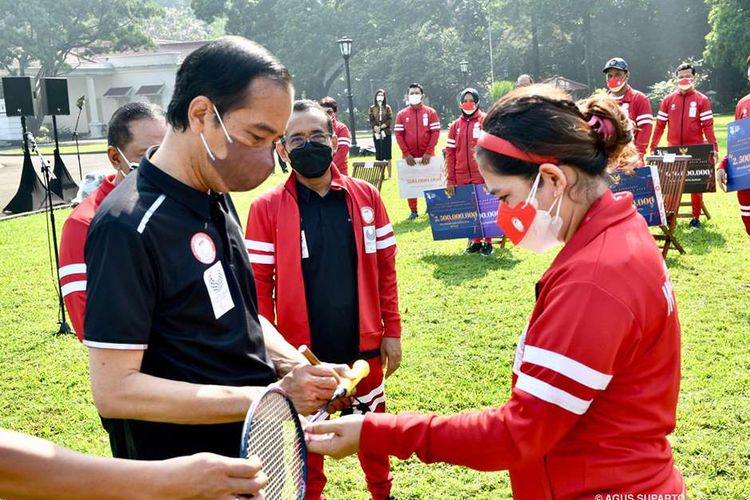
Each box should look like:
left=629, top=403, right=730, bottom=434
left=84, top=157, right=276, bottom=460
left=297, top=181, right=359, bottom=365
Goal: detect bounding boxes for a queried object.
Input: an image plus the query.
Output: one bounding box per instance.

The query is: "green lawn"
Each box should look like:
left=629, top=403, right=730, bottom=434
left=0, top=142, right=108, bottom=156
left=1, top=118, right=749, bottom=499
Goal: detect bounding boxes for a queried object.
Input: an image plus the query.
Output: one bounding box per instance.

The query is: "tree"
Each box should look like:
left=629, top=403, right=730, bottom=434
left=0, top=0, right=159, bottom=128
left=704, top=0, right=750, bottom=106
left=143, top=6, right=210, bottom=42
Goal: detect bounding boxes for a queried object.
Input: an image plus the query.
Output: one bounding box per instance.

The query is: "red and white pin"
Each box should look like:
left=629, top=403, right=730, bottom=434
left=191, top=232, right=216, bottom=264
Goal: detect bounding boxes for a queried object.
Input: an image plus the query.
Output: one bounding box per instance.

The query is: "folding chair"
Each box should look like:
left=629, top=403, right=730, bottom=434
left=351, top=161, right=388, bottom=192
left=645, top=155, right=690, bottom=257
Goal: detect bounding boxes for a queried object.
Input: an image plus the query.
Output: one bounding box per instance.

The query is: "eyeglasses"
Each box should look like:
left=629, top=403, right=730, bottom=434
left=283, top=132, right=331, bottom=151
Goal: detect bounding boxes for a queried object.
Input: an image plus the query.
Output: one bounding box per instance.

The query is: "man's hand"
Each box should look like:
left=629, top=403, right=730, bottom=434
left=405, top=154, right=416, bottom=166
left=278, top=364, right=350, bottom=415
left=381, top=337, right=402, bottom=379
left=154, top=453, right=267, bottom=500
left=373, top=126, right=380, bottom=134
left=718, top=168, right=728, bottom=192
left=445, top=185, right=456, bottom=197
left=421, top=153, right=432, bottom=165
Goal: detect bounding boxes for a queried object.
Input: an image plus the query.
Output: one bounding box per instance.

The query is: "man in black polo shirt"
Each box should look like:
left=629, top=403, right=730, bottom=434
left=83, top=37, right=347, bottom=463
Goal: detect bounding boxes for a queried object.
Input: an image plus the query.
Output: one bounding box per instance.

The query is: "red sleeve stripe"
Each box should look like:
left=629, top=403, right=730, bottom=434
left=522, top=345, right=612, bottom=390
left=61, top=280, right=86, bottom=298
left=515, top=372, right=592, bottom=415
left=59, top=263, right=86, bottom=279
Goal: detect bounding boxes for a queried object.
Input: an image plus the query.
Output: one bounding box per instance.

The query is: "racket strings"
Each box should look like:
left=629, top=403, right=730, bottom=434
left=245, top=392, right=305, bottom=500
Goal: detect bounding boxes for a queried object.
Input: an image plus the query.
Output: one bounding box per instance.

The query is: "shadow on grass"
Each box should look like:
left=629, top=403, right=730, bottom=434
left=392, top=217, right=431, bottom=235
left=420, top=247, right=520, bottom=286
left=673, top=223, right=727, bottom=255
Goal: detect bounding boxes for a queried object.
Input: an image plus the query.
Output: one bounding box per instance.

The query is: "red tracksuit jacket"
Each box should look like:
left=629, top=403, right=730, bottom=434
left=245, top=166, right=401, bottom=351
left=651, top=88, right=718, bottom=150
left=332, top=118, right=351, bottom=175
left=446, top=111, right=486, bottom=186
left=393, top=104, right=440, bottom=158
left=608, top=86, right=653, bottom=155
left=58, top=175, right=117, bottom=341
left=360, top=191, right=684, bottom=499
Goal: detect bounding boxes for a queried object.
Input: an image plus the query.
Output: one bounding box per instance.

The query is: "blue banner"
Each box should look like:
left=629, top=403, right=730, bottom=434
left=608, top=165, right=667, bottom=227
left=474, top=185, right=505, bottom=238
left=424, top=184, right=503, bottom=240
left=726, top=117, right=750, bottom=192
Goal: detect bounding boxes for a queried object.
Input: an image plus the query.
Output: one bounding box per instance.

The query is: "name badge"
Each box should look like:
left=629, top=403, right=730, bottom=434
left=364, top=225, right=377, bottom=254
left=203, top=261, right=235, bottom=320
left=689, top=102, right=697, bottom=118
left=301, top=230, right=310, bottom=259
left=473, top=123, right=480, bottom=139
left=422, top=113, right=428, bottom=127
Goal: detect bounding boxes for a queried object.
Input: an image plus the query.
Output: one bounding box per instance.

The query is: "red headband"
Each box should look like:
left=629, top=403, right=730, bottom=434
left=477, top=131, right=558, bottom=165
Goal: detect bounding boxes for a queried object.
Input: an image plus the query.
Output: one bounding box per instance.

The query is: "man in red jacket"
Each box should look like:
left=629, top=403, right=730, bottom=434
left=718, top=54, right=750, bottom=236
left=58, top=102, right=166, bottom=340
left=245, top=100, right=402, bottom=500
left=319, top=96, right=352, bottom=175
left=651, top=62, right=718, bottom=228
left=445, top=87, right=491, bottom=255
left=394, top=83, right=440, bottom=220
left=603, top=57, right=653, bottom=160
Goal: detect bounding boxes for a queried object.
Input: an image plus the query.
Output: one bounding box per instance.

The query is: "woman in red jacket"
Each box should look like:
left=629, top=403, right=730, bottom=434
left=306, top=85, right=685, bottom=499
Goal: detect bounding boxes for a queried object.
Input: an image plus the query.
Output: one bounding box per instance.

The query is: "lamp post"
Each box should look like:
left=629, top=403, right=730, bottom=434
left=459, top=59, right=469, bottom=87
left=337, top=36, right=358, bottom=151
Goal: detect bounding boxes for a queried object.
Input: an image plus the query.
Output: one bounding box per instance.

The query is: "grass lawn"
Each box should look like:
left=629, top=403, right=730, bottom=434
left=0, top=116, right=749, bottom=499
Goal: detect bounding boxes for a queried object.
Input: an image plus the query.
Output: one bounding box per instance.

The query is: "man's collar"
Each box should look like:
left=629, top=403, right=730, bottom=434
left=138, top=156, right=214, bottom=220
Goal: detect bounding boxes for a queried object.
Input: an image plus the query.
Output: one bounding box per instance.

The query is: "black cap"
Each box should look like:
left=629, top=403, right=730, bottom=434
left=603, top=57, right=629, bottom=73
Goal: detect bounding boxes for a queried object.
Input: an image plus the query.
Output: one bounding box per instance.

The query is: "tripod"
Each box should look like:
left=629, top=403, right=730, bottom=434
left=72, top=96, right=85, bottom=180
left=27, top=128, right=73, bottom=336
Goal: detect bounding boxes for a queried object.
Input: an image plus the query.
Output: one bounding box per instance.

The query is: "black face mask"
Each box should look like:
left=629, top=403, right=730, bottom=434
left=288, top=141, right=333, bottom=179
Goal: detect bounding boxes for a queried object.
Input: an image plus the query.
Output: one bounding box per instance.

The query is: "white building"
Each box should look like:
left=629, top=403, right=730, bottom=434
left=2, top=40, right=206, bottom=140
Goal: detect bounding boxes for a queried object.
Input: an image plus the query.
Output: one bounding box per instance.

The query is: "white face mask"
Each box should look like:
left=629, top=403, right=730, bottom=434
left=516, top=174, right=564, bottom=253
left=116, top=147, right=138, bottom=172
left=408, top=94, right=422, bottom=106
left=376, top=95, right=384, bottom=103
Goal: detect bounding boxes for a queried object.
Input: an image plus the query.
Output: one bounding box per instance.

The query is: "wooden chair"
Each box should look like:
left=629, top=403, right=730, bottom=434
left=351, top=161, right=388, bottom=192
left=645, top=155, right=690, bottom=257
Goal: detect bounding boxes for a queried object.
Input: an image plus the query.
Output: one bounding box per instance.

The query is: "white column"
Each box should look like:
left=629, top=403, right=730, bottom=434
left=85, top=77, right=105, bottom=138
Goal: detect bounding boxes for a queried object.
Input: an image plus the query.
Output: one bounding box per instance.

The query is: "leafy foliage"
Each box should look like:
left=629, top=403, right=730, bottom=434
left=488, top=81, right=515, bottom=103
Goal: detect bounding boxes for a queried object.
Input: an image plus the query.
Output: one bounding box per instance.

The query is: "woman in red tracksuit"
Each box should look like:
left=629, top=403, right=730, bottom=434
left=306, top=85, right=684, bottom=499
left=445, top=87, right=491, bottom=255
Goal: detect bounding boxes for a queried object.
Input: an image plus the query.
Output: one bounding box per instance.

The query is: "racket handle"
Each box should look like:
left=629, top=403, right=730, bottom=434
left=298, top=345, right=343, bottom=383
left=332, top=359, right=370, bottom=399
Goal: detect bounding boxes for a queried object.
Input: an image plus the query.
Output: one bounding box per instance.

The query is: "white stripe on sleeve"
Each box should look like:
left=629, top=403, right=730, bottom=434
left=83, top=340, right=148, bottom=350
left=137, top=194, right=166, bottom=234
left=248, top=254, right=275, bottom=265
left=61, top=280, right=86, bottom=297
left=375, top=224, right=393, bottom=238
left=522, top=345, right=613, bottom=390
left=515, top=372, right=592, bottom=415
left=245, top=240, right=275, bottom=252
left=59, top=263, right=86, bottom=279
left=376, top=236, right=396, bottom=250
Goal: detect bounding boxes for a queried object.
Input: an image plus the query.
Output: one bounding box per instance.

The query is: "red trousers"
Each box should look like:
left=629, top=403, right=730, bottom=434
left=305, top=357, right=392, bottom=500
left=408, top=198, right=418, bottom=213
left=738, top=189, right=750, bottom=235
left=691, top=193, right=703, bottom=219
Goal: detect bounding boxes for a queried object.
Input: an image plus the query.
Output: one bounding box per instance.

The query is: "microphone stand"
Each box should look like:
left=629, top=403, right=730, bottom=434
left=72, top=98, right=84, bottom=180
left=28, top=132, right=72, bottom=336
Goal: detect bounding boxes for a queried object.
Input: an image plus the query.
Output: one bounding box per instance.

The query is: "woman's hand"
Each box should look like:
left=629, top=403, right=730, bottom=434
left=304, top=415, right=365, bottom=459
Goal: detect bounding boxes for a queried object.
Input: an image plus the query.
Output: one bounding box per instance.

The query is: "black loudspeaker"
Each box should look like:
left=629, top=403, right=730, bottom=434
left=2, top=77, right=34, bottom=117
left=42, top=78, right=70, bottom=115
